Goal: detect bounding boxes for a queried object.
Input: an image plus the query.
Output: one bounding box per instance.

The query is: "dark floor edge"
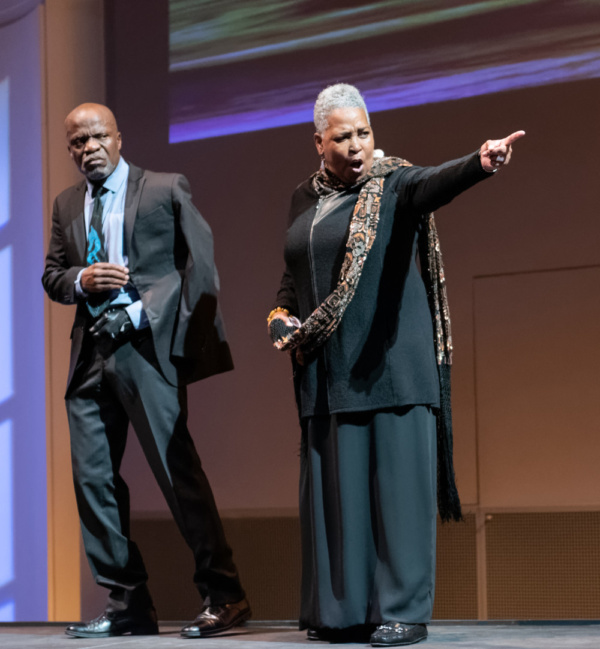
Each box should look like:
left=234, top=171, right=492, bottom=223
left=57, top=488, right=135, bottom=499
left=1, top=619, right=599, bottom=628
left=428, top=620, right=600, bottom=626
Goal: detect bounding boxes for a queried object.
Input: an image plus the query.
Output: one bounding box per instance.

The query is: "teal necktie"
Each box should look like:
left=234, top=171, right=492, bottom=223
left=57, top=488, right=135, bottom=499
left=86, top=186, right=110, bottom=317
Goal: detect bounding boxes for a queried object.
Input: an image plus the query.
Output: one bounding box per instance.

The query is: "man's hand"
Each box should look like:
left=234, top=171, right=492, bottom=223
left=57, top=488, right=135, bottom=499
left=479, top=130, right=526, bottom=172
left=81, top=262, right=129, bottom=293
left=89, top=308, right=133, bottom=356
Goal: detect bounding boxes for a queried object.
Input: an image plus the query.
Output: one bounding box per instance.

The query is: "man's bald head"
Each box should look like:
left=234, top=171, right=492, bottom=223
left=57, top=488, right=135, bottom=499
left=65, top=103, right=122, bottom=182
left=65, top=103, right=118, bottom=132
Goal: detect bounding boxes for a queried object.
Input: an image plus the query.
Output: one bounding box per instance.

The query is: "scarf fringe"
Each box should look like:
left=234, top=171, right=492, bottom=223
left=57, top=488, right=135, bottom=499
left=437, top=363, right=462, bottom=522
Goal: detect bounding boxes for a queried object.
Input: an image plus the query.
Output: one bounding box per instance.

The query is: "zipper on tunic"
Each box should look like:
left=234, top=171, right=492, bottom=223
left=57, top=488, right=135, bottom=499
left=308, top=196, right=331, bottom=392
left=308, top=197, right=325, bottom=310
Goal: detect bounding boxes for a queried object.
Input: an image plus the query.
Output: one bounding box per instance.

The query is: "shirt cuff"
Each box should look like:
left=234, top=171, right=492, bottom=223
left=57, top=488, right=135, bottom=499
left=125, top=300, right=149, bottom=330
left=74, top=268, right=87, bottom=298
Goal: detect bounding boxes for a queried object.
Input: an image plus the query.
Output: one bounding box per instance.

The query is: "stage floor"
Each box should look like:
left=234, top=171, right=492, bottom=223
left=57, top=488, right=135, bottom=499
left=0, top=621, right=598, bottom=648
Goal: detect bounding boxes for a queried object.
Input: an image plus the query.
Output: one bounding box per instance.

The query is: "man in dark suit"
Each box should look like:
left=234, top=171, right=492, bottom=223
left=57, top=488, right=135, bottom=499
left=42, top=103, right=250, bottom=639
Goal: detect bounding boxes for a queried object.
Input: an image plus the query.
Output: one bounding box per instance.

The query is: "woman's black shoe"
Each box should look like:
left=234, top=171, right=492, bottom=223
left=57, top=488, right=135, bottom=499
left=370, top=622, right=428, bottom=646
left=306, top=625, right=375, bottom=643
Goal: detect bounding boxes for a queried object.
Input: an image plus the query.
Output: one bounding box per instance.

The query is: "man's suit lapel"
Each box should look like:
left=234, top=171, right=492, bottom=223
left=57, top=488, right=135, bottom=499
left=70, top=181, right=87, bottom=263
left=124, top=164, right=146, bottom=255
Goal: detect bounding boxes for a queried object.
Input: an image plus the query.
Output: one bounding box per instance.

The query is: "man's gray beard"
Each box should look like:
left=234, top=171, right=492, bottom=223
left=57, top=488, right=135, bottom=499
left=84, top=164, right=113, bottom=182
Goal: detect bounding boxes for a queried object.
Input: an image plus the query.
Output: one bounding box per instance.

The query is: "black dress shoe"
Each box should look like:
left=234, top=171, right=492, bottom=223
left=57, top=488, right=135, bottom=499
left=307, top=625, right=375, bottom=643
left=370, top=622, right=428, bottom=646
left=180, top=598, right=251, bottom=638
left=65, top=609, right=158, bottom=638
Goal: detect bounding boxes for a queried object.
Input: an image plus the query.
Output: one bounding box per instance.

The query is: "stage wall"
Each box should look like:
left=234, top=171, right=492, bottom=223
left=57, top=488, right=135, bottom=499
left=38, top=0, right=600, bottom=621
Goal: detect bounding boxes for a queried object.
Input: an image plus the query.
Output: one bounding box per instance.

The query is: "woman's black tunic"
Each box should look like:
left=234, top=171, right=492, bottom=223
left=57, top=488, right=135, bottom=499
left=275, top=152, right=490, bottom=418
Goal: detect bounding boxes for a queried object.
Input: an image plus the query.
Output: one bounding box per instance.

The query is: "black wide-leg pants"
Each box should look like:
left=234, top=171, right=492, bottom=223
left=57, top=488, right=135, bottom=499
left=65, top=330, right=244, bottom=613
left=299, top=406, right=437, bottom=630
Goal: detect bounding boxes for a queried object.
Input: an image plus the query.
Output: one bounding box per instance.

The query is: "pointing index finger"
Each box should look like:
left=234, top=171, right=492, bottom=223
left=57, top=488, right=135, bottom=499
left=502, top=130, right=526, bottom=146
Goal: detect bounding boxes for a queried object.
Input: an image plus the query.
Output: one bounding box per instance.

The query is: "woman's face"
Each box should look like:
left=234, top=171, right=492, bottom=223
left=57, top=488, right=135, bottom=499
left=314, top=107, right=374, bottom=185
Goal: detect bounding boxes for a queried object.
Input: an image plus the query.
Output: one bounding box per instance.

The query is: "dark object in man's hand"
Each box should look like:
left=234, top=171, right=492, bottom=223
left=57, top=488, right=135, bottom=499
left=89, top=308, right=134, bottom=356
left=269, top=318, right=297, bottom=343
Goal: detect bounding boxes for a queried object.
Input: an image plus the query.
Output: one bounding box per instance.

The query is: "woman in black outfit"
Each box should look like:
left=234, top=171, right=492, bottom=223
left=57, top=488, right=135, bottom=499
left=268, top=84, right=523, bottom=647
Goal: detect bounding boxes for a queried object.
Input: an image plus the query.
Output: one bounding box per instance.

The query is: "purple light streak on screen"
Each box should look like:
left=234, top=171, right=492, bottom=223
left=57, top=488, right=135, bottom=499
left=169, top=52, right=600, bottom=143
left=169, top=0, right=518, bottom=72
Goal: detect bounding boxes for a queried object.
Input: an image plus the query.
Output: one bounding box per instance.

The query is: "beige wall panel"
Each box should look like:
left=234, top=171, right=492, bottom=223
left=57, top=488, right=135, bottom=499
left=474, top=267, right=600, bottom=508
left=42, top=0, right=105, bottom=622
left=413, top=81, right=600, bottom=507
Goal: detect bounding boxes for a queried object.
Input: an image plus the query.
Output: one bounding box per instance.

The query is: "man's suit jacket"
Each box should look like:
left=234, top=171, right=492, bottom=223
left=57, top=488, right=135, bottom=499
left=42, top=163, right=233, bottom=392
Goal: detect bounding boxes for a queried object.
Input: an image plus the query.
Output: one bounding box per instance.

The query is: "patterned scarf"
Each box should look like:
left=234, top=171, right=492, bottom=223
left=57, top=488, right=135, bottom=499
left=278, top=157, right=408, bottom=354
left=278, top=155, right=462, bottom=521
left=278, top=156, right=453, bottom=364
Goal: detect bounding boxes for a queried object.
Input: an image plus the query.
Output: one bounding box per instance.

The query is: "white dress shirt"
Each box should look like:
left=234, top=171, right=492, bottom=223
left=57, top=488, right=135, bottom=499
left=75, top=157, right=148, bottom=329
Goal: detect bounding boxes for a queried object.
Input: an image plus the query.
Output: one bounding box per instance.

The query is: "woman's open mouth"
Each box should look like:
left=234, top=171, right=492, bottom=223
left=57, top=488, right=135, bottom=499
left=349, top=159, right=364, bottom=174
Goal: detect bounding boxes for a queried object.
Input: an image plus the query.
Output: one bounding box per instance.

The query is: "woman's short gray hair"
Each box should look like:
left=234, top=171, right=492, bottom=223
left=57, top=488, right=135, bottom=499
left=313, top=83, right=370, bottom=134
